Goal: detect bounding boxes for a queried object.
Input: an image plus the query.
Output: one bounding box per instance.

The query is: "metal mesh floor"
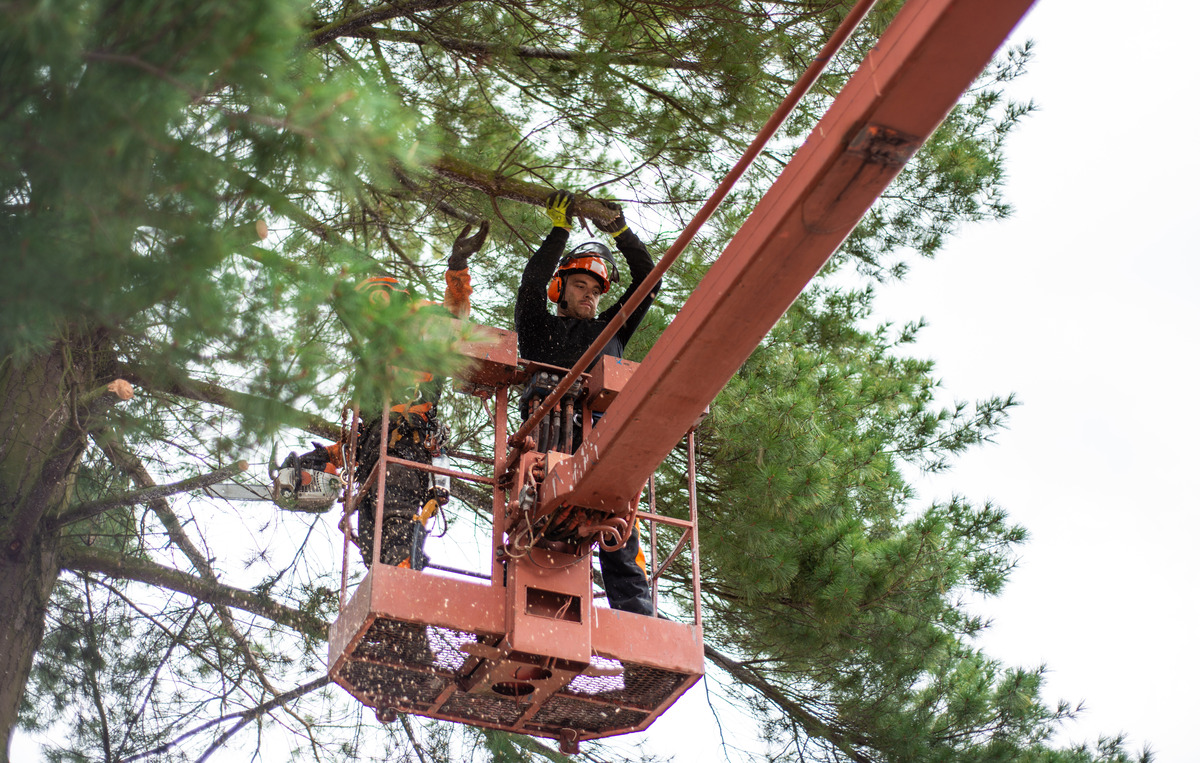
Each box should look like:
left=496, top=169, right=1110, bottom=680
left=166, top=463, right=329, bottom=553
left=334, top=615, right=695, bottom=739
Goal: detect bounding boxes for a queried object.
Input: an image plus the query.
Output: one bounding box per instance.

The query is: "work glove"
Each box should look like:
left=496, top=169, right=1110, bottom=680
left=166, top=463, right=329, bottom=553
left=594, top=200, right=629, bottom=237
left=447, top=220, right=489, bottom=270
left=544, top=190, right=575, bottom=230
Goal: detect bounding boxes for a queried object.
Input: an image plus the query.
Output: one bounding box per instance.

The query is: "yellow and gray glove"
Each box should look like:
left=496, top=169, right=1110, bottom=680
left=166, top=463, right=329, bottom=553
left=544, top=190, right=575, bottom=230
left=595, top=200, right=629, bottom=237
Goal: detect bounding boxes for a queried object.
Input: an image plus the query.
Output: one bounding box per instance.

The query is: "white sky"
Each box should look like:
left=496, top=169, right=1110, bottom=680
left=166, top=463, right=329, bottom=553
left=648, top=1, right=1200, bottom=761
left=869, top=1, right=1200, bottom=759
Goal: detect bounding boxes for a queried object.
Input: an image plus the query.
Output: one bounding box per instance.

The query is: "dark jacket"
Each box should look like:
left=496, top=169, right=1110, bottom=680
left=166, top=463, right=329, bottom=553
left=515, top=227, right=659, bottom=369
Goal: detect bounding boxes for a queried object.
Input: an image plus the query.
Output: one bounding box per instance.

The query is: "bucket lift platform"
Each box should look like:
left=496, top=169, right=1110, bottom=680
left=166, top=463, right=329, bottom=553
left=327, top=327, right=705, bottom=752
left=328, top=565, right=703, bottom=749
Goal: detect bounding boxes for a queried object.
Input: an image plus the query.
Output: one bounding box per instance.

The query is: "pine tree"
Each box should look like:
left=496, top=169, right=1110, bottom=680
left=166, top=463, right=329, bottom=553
left=1, top=1, right=1149, bottom=761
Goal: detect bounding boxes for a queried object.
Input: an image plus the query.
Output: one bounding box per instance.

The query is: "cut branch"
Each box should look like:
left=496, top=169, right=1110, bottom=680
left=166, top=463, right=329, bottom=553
left=7, top=379, right=135, bottom=561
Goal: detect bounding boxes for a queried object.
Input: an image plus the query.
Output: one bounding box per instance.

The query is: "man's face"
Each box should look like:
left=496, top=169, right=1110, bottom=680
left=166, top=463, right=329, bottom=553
left=558, top=273, right=604, bottom=320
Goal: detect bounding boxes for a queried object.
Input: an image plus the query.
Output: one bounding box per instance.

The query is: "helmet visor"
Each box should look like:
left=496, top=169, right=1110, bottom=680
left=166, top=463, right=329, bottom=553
left=559, top=242, right=620, bottom=287
left=568, top=241, right=613, bottom=260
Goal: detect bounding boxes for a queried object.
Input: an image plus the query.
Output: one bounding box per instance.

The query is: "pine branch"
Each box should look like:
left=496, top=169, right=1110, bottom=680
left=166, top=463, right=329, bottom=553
left=50, top=461, right=248, bottom=531
left=503, top=731, right=576, bottom=763
left=384, top=171, right=487, bottom=225
left=98, top=439, right=297, bottom=700
left=120, top=675, right=330, bottom=763
left=59, top=544, right=326, bottom=637
left=193, top=675, right=331, bottom=763
left=84, top=576, right=228, bottom=680
left=704, top=643, right=877, bottom=763
left=228, top=164, right=347, bottom=247
left=399, top=714, right=431, bottom=763
left=81, top=579, right=115, bottom=762
left=336, top=27, right=705, bottom=72
left=104, top=591, right=202, bottom=761
left=218, top=127, right=615, bottom=232
left=449, top=479, right=492, bottom=520
left=170, top=142, right=349, bottom=248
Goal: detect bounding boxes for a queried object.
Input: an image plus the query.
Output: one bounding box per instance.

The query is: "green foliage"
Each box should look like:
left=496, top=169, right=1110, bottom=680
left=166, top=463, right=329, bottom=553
left=1, top=0, right=425, bottom=424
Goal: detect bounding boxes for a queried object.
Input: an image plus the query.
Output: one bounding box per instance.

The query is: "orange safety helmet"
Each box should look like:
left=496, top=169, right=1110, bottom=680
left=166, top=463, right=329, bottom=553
left=547, top=242, right=620, bottom=303
left=356, top=275, right=415, bottom=307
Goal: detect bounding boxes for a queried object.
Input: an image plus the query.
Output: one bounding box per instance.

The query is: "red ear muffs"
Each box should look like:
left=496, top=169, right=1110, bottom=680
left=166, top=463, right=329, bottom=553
left=547, top=275, right=565, bottom=303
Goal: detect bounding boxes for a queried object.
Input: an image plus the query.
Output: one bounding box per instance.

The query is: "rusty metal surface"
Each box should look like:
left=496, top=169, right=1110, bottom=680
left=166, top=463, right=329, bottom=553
left=505, top=547, right=594, bottom=664
left=562, top=661, right=694, bottom=711
left=539, top=0, right=1037, bottom=517
left=454, top=324, right=523, bottom=387
left=367, top=564, right=506, bottom=635
left=529, top=695, right=648, bottom=735
left=586, top=355, right=639, bottom=412
left=341, top=659, right=449, bottom=709
left=329, top=511, right=703, bottom=744
left=592, top=608, right=705, bottom=676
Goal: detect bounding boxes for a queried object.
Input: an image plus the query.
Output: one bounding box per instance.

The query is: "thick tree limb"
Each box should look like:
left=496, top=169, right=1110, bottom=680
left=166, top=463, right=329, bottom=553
left=96, top=437, right=325, bottom=745
left=50, top=461, right=249, bottom=531
left=98, top=440, right=220, bottom=581
left=201, top=132, right=615, bottom=242
left=115, top=364, right=340, bottom=440
left=59, top=545, right=327, bottom=638
left=704, top=644, right=876, bottom=763
left=309, top=0, right=469, bottom=47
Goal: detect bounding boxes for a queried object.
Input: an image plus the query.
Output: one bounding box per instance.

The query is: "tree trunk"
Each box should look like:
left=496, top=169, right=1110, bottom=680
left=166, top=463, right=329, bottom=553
left=0, top=540, right=60, bottom=763
left=0, top=347, right=97, bottom=760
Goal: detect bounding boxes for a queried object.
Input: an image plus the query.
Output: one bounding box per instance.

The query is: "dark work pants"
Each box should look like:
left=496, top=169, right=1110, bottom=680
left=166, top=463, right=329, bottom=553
left=357, top=418, right=432, bottom=569
left=569, top=418, right=653, bottom=615
left=599, top=527, right=653, bottom=615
